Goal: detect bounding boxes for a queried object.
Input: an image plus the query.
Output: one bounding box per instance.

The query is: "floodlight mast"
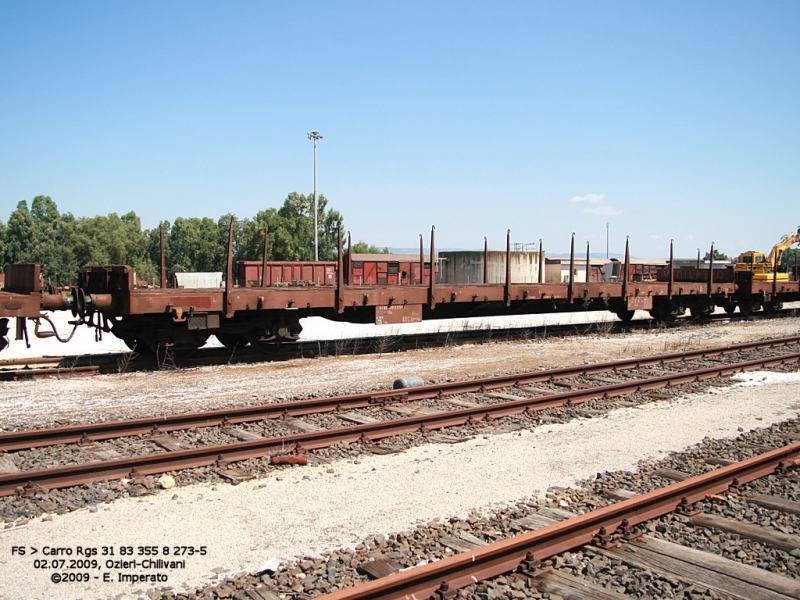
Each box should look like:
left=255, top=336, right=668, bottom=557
left=307, top=131, right=323, bottom=261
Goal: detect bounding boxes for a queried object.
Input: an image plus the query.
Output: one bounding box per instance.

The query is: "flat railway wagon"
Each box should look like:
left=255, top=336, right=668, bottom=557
left=1, top=226, right=799, bottom=355
left=0, top=263, right=100, bottom=352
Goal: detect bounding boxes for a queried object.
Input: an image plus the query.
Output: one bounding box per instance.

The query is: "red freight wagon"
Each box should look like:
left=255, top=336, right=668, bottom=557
left=343, top=254, right=437, bottom=285
left=656, top=267, right=735, bottom=283
left=238, top=255, right=438, bottom=287
left=237, top=261, right=336, bottom=287
left=605, top=260, right=666, bottom=282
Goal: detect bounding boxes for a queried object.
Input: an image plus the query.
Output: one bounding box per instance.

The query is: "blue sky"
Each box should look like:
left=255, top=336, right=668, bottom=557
left=1, top=1, right=798, bottom=258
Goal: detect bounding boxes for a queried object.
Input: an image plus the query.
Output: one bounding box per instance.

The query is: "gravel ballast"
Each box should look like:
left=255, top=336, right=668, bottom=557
left=1, top=371, right=799, bottom=599
left=2, top=316, right=799, bottom=431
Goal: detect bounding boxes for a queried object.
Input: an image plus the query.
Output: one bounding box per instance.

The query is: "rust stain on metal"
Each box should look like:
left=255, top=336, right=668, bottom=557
left=167, top=296, right=213, bottom=309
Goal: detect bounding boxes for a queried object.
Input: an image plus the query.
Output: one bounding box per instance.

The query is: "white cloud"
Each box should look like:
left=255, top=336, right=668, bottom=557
left=584, top=205, right=623, bottom=216
left=570, top=193, right=606, bottom=204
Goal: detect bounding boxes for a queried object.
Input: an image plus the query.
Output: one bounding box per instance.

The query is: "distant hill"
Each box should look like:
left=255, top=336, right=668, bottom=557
left=546, top=252, right=624, bottom=259
left=386, top=247, right=625, bottom=259
left=385, top=247, right=467, bottom=254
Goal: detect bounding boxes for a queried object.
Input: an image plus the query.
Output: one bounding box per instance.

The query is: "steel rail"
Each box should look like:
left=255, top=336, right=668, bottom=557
left=1, top=351, right=798, bottom=497
left=1, top=335, right=799, bottom=452
left=0, top=365, right=100, bottom=380
left=315, top=441, right=800, bottom=600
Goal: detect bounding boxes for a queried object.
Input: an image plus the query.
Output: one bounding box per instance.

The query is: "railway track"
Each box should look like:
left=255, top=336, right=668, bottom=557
left=314, top=437, right=800, bottom=600
left=3, top=334, right=800, bottom=453
left=1, top=308, right=796, bottom=380
left=2, top=335, right=799, bottom=499
left=165, top=421, right=800, bottom=600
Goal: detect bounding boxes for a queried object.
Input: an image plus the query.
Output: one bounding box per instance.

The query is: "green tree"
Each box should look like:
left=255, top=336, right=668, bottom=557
left=217, top=214, right=242, bottom=272
left=72, top=211, right=155, bottom=283
left=237, top=209, right=278, bottom=262
left=317, top=196, right=344, bottom=261
left=703, top=249, right=728, bottom=261
left=352, top=241, right=389, bottom=254
left=167, top=217, right=222, bottom=272
left=144, top=221, right=171, bottom=284
left=267, top=192, right=343, bottom=261
left=4, top=196, right=78, bottom=284
left=29, top=195, right=78, bottom=285
left=270, top=192, right=314, bottom=260
left=0, top=220, right=6, bottom=266
left=4, top=200, right=35, bottom=265
left=1, top=192, right=348, bottom=284
left=781, top=247, right=799, bottom=271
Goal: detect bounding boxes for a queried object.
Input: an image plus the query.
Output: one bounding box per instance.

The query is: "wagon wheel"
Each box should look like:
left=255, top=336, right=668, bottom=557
left=615, top=309, right=635, bottom=323
left=739, top=302, right=754, bottom=319
left=122, top=337, right=144, bottom=353
left=689, top=304, right=713, bottom=319
left=249, top=339, right=277, bottom=354
left=242, top=325, right=277, bottom=354
left=0, top=318, right=9, bottom=352
left=154, top=335, right=209, bottom=366
left=215, top=333, right=249, bottom=350
left=648, top=302, right=673, bottom=323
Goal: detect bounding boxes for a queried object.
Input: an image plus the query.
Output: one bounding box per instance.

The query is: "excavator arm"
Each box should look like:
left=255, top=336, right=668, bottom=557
left=766, top=226, right=800, bottom=267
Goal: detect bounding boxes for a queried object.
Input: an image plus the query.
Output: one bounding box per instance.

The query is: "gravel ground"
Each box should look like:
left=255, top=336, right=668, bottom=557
left=1, top=368, right=799, bottom=599
left=2, top=315, right=799, bottom=431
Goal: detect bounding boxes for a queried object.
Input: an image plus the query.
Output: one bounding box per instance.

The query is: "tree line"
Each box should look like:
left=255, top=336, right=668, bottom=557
left=0, top=193, right=350, bottom=286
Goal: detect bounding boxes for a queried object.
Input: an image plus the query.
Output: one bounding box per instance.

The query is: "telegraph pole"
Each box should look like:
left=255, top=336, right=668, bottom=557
left=307, top=131, right=323, bottom=261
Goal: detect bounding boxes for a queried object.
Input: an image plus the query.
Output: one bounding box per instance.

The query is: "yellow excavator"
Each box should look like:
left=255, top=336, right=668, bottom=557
left=735, top=227, right=800, bottom=282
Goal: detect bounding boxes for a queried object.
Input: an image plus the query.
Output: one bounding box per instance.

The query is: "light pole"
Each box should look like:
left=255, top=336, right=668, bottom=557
left=307, top=131, right=323, bottom=261
left=606, top=222, right=609, bottom=259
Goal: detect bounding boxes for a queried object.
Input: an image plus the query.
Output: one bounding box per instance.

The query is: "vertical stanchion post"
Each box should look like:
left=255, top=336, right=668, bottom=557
left=483, top=236, right=488, bottom=284
left=668, top=239, right=674, bottom=299
left=585, top=241, right=590, bottom=283
left=773, top=248, right=778, bottom=298
left=225, top=217, right=234, bottom=318
left=622, top=236, right=630, bottom=300
left=337, top=222, right=344, bottom=314
left=419, top=234, right=424, bottom=285
left=159, top=225, right=166, bottom=289
left=538, top=239, right=543, bottom=284
left=347, top=232, right=352, bottom=286
left=429, top=227, right=436, bottom=309
left=568, top=233, right=575, bottom=303
left=505, top=229, right=512, bottom=306
left=696, top=248, right=700, bottom=269
left=708, top=243, right=714, bottom=298
left=261, top=229, right=269, bottom=287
